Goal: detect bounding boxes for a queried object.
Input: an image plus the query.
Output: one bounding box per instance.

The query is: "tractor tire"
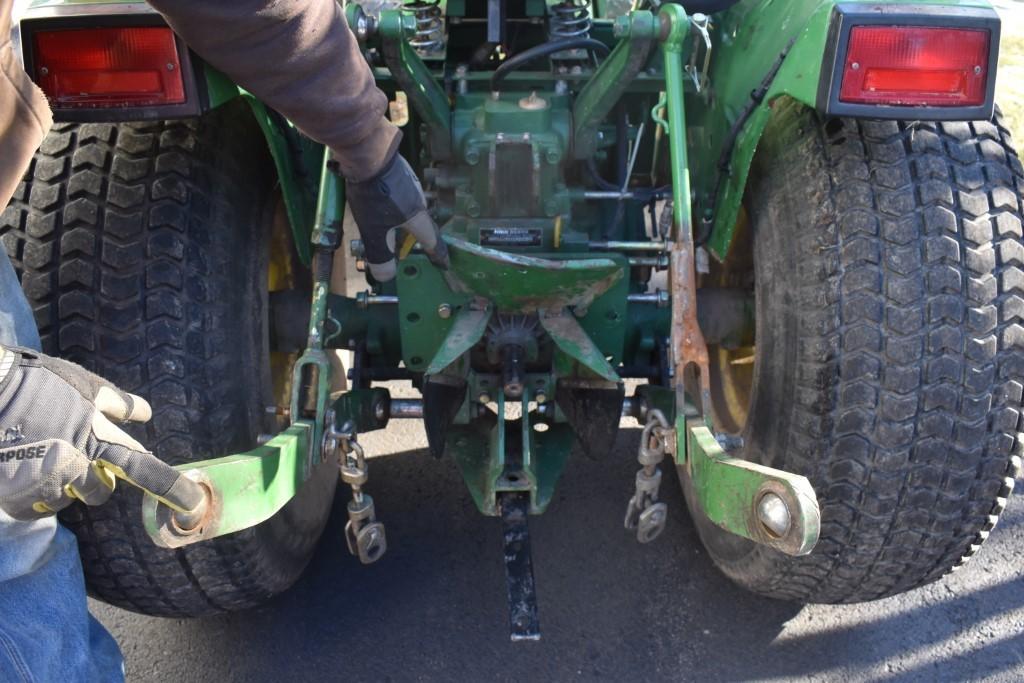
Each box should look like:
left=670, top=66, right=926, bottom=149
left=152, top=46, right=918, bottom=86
left=690, top=102, right=1023, bottom=603
left=0, top=101, right=337, bottom=617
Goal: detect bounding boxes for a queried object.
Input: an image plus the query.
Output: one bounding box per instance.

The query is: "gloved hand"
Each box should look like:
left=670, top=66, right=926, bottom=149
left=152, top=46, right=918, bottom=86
left=346, top=151, right=449, bottom=282
left=0, top=346, right=207, bottom=521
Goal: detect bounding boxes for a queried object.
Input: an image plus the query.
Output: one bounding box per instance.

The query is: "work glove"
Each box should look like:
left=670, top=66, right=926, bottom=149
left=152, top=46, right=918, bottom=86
left=0, top=346, right=207, bottom=521
left=346, top=151, right=450, bottom=282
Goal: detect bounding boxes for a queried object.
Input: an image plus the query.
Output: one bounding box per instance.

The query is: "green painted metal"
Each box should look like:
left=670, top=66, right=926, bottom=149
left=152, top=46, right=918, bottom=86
left=397, top=251, right=630, bottom=372
left=572, top=10, right=657, bottom=159
left=678, top=417, right=820, bottom=557
left=243, top=96, right=322, bottom=265
left=425, top=305, right=492, bottom=376
left=451, top=92, right=571, bottom=221
left=448, top=391, right=574, bottom=516
left=442, top=235, right=624, bottom=313
left=311, top=149, right=345, bottom=249
left=326, top=294, right=402, bottom=362
left=688, top=0, right=996, bottom=259
left=376, top=7, right=453, bottom=160
left=396, top=254, right=472, bottom=372
left=202, top=64, right=242, bottom=109
left=288, top=150, right=343, bottom=460
left=623, top=300, right=669, bottom=369
left=529, top=423, right=574, bottom=513
left=540, top=312, right=619, bottom=383
left=658, top=3, right=692, bottom=239
left=141, top=423, right=313, bottom=548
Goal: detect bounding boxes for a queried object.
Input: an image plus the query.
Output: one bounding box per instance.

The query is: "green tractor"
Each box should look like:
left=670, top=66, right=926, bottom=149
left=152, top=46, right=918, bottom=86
left=4, top=0, right=1020, bottom=639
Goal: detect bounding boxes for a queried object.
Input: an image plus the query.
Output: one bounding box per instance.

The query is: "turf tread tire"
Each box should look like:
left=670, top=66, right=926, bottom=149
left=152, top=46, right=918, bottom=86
left=0, top=103, right=335, bottom=617
left=692, top=103, right=1023, bottom=603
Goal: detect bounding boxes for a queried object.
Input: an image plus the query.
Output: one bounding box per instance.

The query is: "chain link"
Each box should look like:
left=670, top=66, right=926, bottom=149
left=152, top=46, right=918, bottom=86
left=326, top=423, right=388, bottom=564
left=624, top=409, right=671, bottom=543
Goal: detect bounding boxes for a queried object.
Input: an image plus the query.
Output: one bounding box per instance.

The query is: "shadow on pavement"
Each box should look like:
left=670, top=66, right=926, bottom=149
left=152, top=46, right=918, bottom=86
left=99, top=427, right=1023, bottom=682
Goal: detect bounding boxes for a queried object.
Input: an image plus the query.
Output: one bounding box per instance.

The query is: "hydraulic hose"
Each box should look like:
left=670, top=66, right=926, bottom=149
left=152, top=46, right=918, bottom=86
left=490, top=37, right=611, bottom=91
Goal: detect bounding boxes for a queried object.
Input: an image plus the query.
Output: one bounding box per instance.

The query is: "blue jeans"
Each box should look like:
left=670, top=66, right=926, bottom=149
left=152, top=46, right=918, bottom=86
left=0, top=248, right=124, bottom=682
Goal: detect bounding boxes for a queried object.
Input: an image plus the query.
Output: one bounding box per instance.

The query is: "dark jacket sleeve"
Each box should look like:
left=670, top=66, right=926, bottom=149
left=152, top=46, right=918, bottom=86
left=147, top=0, right=401, bottom=182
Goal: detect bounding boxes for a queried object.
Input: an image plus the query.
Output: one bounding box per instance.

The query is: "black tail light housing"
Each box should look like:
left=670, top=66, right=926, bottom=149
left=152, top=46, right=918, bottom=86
left=19, top=14, right=204, bottom=122
left=818, top=3, right=1001, bottom=121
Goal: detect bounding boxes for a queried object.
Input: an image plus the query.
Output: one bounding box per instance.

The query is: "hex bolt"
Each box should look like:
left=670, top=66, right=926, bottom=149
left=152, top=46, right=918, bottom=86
left=756, top=493, right=792, bottom=539
left=437, top=303, right=453, bottom=319
left=851, top=62, right=861, bottom=71
left=478, top=392, right=492, bottom=404
left=535, top=391, right=547, bottom=405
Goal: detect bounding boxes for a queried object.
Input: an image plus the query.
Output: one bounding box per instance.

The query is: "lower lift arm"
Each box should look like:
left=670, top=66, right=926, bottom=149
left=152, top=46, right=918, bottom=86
left=649, top=4, right=820, bottom=556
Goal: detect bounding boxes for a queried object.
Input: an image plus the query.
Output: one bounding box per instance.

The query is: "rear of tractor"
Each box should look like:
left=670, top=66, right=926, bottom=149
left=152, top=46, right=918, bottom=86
left=3, top=0, right=1021, bottom=639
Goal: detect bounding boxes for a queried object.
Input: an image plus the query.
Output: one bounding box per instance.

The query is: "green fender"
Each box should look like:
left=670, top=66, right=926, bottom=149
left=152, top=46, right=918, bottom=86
left=689, top=0, right=998, bottom=261
left=205, top=65, right=322, bottom=265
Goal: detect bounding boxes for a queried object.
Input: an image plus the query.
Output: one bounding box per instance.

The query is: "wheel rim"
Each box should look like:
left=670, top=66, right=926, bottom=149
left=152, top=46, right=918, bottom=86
left=705, top=206, right=755, bottom=436
left=708, top=344, right=755, bottom=435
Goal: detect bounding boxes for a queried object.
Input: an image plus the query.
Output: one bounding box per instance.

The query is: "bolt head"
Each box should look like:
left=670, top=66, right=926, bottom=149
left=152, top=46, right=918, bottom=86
left=613, top=16, right=630, bottom=38
left=851, top=62, right=860, bottom=71
left=478, top=392, right=491, bottom=405
left=437, top=303, right=453, bottom=319
left=756, top=493, right=792, bottom=539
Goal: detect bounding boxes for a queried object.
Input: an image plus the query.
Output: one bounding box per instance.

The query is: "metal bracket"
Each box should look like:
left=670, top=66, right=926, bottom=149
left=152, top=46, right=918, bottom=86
left=684, top=12, right=713, bottom=93
left=442, top=234, right=624, bottom=313
left=571, top=10, right=658, bottom=159
left=677, top=417, right=820, bottom=556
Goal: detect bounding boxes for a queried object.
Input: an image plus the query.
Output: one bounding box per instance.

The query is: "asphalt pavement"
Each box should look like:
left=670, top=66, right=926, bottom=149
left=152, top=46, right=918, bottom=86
left=92, top=414, right=1024, bottom=682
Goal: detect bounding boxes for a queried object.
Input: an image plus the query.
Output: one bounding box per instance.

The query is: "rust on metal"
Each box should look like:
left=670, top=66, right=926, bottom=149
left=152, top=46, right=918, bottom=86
left=670, top=238, right=712, bottom=424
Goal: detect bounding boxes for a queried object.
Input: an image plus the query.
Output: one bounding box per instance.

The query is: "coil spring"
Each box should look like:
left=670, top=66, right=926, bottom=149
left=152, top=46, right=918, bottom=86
left=549, top=1, right=592, bottom=41
left=408, top=0, right=444, bottom=53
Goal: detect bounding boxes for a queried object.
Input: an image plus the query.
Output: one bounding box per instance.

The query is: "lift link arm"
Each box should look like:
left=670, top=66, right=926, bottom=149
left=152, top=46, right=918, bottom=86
left=143, top=149, right=348, bottom=548
left=640, top=5, right=821, bottom=557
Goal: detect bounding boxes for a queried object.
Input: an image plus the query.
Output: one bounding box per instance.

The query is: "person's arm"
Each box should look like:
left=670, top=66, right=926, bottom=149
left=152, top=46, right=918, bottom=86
left=147, top=0, right=397, bottom=182
left=146, top=0, right=449, bottom=279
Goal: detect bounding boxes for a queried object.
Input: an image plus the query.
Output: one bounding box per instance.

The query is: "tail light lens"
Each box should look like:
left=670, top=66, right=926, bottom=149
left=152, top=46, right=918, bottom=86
left=838, top=26, right=990, bottom=107
left=32, top=27, right=185, bottom=108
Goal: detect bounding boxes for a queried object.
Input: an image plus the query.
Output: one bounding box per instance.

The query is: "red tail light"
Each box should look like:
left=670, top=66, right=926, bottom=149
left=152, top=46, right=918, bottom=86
left=838, top=26, right=990, bottom=107
left=32, top=27, right=185, bottom=108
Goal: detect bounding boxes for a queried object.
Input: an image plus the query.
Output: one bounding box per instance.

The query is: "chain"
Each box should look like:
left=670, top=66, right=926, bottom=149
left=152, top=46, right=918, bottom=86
left=624, top=409, right=671, bottom=543
left=327, top=423, right=388, bottom=564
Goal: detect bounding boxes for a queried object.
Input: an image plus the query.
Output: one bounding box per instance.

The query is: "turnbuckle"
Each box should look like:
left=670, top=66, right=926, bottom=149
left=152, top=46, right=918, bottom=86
left=624, top=409, right=671, bottom=543
left=328, top=424, right=388, bottom=564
